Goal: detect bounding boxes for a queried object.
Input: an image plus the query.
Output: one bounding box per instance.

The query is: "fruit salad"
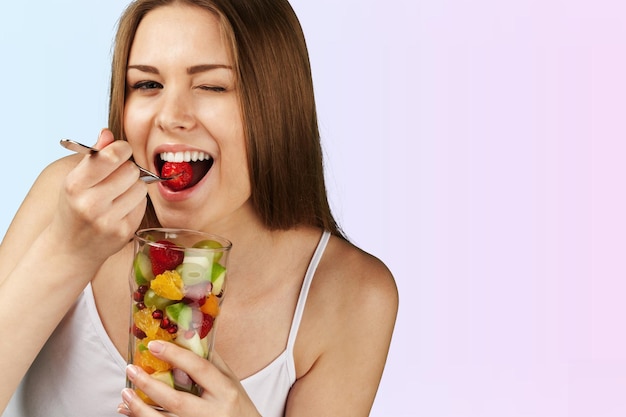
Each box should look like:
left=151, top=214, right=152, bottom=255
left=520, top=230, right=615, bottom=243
left=128, top=235, right=228, bottom=406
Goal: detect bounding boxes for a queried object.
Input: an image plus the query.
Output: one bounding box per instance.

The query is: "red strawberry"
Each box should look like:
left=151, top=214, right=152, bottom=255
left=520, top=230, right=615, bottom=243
left=161, top=161, right=193, bottom=191
left=149, top=240, right=184, bottom=275
left=198, top=313, right=214, bottom=339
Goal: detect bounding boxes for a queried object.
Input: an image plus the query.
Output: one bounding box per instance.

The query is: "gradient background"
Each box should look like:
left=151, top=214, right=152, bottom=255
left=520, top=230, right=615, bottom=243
left=1, top=1, right=625, bottom=416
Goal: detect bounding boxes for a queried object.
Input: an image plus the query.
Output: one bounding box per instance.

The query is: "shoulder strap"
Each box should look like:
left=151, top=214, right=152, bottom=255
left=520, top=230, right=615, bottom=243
left=286, top=230, right=331, bottom=351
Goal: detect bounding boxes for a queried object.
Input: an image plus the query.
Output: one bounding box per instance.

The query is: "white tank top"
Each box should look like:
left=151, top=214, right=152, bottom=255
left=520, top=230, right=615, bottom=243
left=3, top=231, right=330, bottom=417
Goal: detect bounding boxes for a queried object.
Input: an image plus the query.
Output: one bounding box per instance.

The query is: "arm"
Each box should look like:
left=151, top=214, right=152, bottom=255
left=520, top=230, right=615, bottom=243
left=0, top=131, right=147, bottom=412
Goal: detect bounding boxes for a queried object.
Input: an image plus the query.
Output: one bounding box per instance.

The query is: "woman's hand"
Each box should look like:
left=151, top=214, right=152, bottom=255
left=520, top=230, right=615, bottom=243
left=118, top=341, right=261, bottom=417
left=49, top=128, right=147, bottom=265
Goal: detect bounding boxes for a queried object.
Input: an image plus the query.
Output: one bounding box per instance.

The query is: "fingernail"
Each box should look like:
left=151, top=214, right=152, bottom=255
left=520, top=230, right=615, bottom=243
left=121, top=388, right=136, bottom=404
left=148, top=340, right=164, bottom=353
left=117, top=403, right=131, bottom=416
left=126, top=364, right=139, bottom=380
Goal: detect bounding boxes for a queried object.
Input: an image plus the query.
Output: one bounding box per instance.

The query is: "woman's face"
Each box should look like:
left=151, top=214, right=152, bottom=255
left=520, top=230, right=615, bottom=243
left=124, top=3, right=252, bottom=231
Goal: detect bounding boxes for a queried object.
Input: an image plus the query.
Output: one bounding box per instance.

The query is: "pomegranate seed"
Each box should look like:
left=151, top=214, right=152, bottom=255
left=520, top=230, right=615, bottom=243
left=168, top=324, right=178, bottom=334
left=138, top=285, right=149, bottom=294
left=136, top=302, right=146, bottom=310
left=152, top=310, right=164, bottom=320
left=132, top=324, right=147, bottom=339
left=133, top=291, right=144, bottom=302
left=160, top=317, right=171, bottom=329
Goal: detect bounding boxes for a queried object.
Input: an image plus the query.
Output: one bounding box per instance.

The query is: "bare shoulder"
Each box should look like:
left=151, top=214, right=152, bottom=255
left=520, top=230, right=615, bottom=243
left=317, top=235, right=398, bottom=313
left=295, top=233, right=399, bottom=366
left=0, top=155, right=80, bottom=266
left=288, top=234, right=398, bottom=415
left=7, top=155, right=80, bottom=223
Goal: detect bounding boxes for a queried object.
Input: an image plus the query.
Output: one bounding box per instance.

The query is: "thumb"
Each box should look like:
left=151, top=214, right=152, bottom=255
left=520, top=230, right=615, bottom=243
left=93, top=128, right=116, bottom=150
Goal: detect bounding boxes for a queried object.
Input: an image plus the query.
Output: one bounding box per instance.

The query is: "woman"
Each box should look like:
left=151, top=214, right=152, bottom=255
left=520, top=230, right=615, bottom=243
left=0, top=0, right=398, bottom=416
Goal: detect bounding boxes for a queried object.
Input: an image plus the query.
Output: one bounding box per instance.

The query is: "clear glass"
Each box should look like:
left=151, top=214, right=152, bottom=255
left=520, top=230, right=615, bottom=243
left=127, top=228, right=232, bottom=410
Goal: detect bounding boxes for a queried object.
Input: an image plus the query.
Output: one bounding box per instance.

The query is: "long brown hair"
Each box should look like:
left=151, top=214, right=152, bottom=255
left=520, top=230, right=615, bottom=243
left=109, top=0, right=345, bottom=238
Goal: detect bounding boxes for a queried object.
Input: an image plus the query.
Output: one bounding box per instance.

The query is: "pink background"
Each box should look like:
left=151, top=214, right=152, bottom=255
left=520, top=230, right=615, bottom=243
left=1, top=1, right=626, bottom=416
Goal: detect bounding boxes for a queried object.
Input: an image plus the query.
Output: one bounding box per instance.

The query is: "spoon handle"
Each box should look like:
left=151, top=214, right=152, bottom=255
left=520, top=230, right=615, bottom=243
left=59, top=139, right=168, bottom=183
left=60, top=138, right=97, bottom=154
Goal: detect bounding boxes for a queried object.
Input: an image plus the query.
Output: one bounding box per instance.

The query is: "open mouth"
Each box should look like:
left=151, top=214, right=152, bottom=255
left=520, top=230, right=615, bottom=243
left=155, top=150, right=214, bottom=191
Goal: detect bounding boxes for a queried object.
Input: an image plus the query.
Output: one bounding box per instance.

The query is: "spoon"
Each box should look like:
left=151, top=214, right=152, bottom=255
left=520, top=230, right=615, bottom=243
left=60, top=139, right=177, bottom=184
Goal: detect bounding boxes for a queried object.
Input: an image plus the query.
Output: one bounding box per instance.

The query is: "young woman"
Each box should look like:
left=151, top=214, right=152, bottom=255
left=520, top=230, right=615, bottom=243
left=0, top=0, right=398, bottom=416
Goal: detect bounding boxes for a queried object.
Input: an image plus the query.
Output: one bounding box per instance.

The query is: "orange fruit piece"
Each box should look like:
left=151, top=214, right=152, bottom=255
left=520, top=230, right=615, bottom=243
left=151, top=270, right=184, bottom=300
left=135, top=345, right=172, bottom=373
left=133, top=307, right=161, bottom=339
left=133, top=307, right=175, bottom=341
left=200, top=294, right=220, bottom=317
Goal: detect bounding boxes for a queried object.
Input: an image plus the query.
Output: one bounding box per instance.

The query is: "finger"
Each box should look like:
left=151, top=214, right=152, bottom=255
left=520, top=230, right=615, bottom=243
left=125, top=365, right=203, bottom=415
left=146, top=341, right=230, bottom=392
left=98, top=160, right=143, bottom=200
left=120, top=386, right=164, bottom=417
left=93, top=128, right=116, bottom=150
left=116, top=401, right=131, bottom=416
left=68, top=161, right=142, bottom=224
left=69, top=138, right=133, bottom=190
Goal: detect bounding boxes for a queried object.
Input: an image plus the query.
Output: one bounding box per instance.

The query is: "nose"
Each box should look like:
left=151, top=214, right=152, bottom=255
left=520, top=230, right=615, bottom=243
left=154, top=89, right=196, bottom=132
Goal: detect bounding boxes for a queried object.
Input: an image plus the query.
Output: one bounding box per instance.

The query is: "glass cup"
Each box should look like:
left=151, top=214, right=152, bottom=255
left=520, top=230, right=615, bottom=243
left=127, top=228, right=232, bottom=409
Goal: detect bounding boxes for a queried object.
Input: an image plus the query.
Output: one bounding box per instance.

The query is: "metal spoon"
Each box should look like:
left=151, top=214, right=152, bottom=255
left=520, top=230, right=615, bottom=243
left=60, top=139, right=177, bottom=184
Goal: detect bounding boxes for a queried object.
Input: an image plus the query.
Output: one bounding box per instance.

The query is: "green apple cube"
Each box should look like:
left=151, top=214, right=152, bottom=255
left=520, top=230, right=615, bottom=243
left=183, top=253, right=211, bottom=269
left=211, top=264, right=226, bottom=296
left=179, top=261, right=210, bottom=286
left=143, top=289, right=174, bottom=310
left=192, top=239, right=224, bottom=263
left=134, top=251, right=154, bottom=285
left=165, top=303, right=193, bottom=330
left=175, top=331, right=208, bottom=358
left=151, top=370, right=174, bottom=388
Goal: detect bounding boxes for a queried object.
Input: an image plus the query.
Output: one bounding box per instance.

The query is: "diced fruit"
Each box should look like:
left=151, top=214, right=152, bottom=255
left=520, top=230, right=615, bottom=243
left=162, top=161, right=193, bottom=191
left=165, top=303, right=193, bottom=330
left=175, top=331, right=207, bottom=358
left=183, top=253, right=211, bottom=269
left=132, top=324, right=147, bottom=339
left=179, top=261, right=209, bottom=286
left=172, top=368, right=194, bottom=392
left=133, top=307, right=175, bottom=341
left=192, top=239, right=225, bottom=263
left=135, top=346, right=171, bottom=372
left=151, top=370, right=175, bottom=388
left=184, top=282, right=211, bottom=303
left=151, top=270, right=184, bottom=300
left=150, top=240, right=184, bottom=275
left=143, top=288, right=174, bottom=310
left=134, top=251, right=154, bottom=285
left=199, top=313, right=214, bottom=339
left=210, top=264, right=226, bottom=296
left=200, top=294, right=220, bottom=317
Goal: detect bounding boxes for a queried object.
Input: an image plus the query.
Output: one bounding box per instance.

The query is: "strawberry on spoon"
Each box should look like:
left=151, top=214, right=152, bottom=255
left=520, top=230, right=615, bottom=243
left=161, top=162, right=194, bottom=191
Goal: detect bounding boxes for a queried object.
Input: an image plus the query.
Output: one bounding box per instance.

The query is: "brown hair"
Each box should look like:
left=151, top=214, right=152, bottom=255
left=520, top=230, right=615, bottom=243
left=109, top=0, right=344, bottom=238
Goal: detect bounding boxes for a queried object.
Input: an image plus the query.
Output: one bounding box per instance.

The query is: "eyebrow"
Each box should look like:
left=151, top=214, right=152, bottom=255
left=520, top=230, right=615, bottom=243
left=127, top=64, right=233, bottom=74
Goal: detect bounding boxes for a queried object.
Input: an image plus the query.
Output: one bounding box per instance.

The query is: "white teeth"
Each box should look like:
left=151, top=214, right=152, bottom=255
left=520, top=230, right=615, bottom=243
left=160, top=151, right=211, bottom=163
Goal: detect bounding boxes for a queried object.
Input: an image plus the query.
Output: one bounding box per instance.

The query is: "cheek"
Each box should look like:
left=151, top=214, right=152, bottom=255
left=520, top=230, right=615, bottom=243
left=123, top=103, right=151, bottom=161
